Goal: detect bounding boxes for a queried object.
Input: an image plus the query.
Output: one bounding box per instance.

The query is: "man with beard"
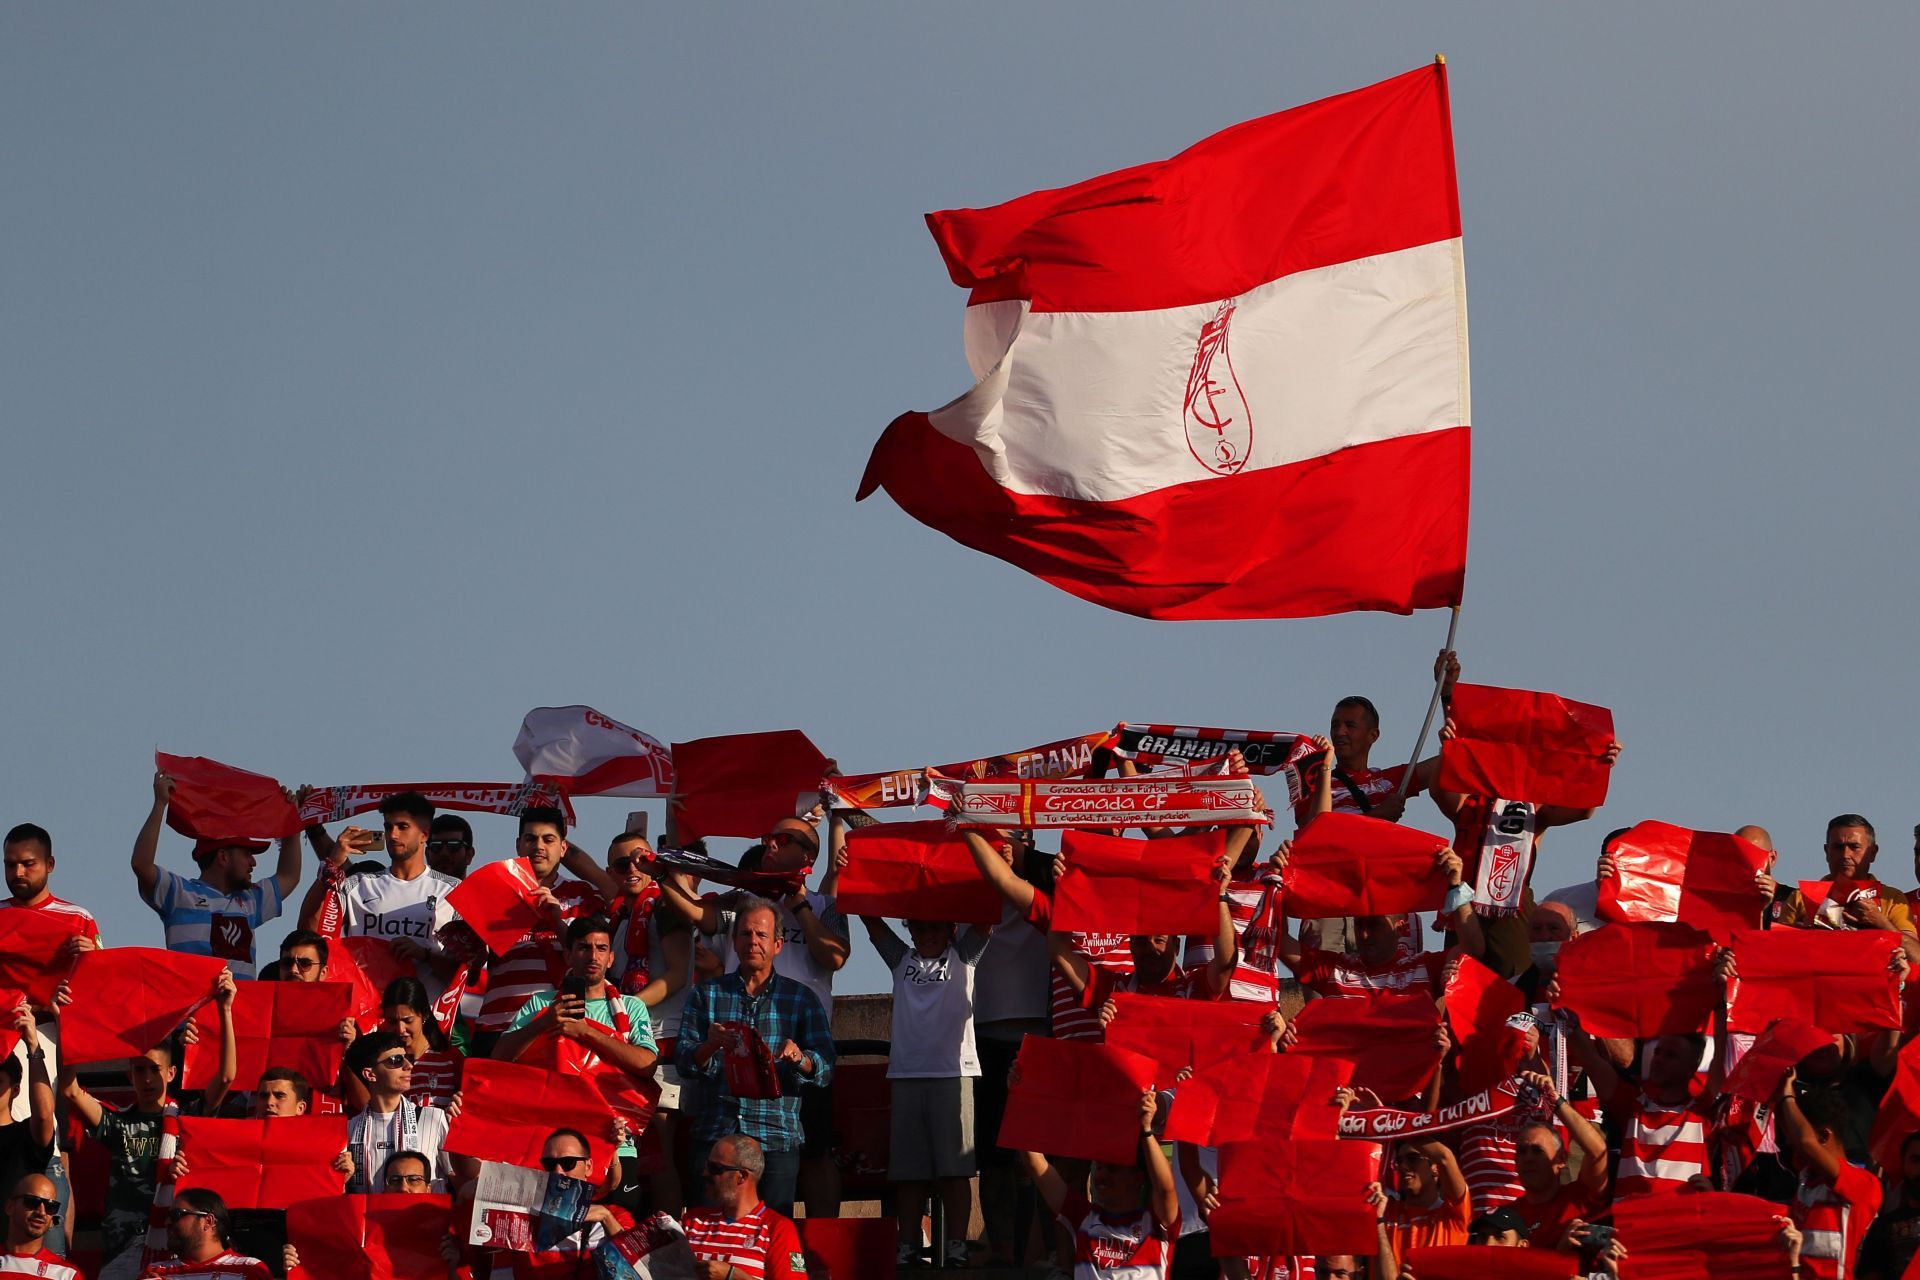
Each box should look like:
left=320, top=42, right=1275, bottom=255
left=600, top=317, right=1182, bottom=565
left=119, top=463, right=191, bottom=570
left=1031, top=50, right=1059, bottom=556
left=138, top=1190, right=269, bottom=1280
left=0, top=1174, right=77, bottom=1280
left=135, top=773, right=300, bottom=980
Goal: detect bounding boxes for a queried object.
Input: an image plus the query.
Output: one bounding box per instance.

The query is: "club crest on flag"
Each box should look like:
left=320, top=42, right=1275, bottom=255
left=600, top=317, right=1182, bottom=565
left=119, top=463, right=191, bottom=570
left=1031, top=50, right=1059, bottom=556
left=1183, top=301, right=1252, bottom=476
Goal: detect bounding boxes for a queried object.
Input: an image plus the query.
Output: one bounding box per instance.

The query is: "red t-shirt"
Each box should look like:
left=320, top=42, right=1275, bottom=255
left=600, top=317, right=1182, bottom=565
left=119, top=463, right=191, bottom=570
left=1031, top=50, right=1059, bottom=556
left=1792, top=1164, right=1881, bottom=1280
left=682, top=1203, right=807, bottom=1280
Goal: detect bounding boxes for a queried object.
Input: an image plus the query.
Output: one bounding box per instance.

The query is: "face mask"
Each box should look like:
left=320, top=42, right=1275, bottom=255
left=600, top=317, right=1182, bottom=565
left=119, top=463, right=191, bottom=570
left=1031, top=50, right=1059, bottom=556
left=1529, top=940, right=1563, bottom=968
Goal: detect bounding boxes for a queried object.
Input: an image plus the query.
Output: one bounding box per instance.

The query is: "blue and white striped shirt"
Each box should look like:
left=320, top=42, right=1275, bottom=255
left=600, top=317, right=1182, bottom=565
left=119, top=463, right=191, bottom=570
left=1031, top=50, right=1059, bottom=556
left=141, top=867, right=284, bottom=979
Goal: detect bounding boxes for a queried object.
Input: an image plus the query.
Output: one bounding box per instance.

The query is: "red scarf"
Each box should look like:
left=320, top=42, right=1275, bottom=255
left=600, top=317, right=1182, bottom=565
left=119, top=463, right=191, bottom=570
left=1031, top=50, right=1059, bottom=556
left=617, top=885, right=662, bottom=996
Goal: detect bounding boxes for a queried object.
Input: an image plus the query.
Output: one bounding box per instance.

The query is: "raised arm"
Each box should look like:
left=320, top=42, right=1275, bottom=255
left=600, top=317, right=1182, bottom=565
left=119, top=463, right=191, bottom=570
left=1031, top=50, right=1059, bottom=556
left=1202, top=862, right=1239, bottom=994
left=964, top=832, right=1036, bottom=914
left=270, top=833, right=303, bottom=904
left=132, top=771, right=172, bottom=901
left=785, top=892, right=849, bottom=972
left=1773, top=1067, right=1842, bottom=1180
left=1523, top=1069, right=1610, bottom=1190
left=202, top=969, right=240, bottom=1113
left=16, top=1008, right=54, bottom=1150
left=1437, top=847, right=1485, bottom=961
left=1417, top=1137, right=1469, bottom=1206
left=56, top=1065, right=103, bottom=1132
left=1140, top=1091, right=1179, bottom=1227
left=655, top=874, right=723, bottom=935
left=635, top=921, right=693, bottom=1012
left=561, top=842, right=619, bottom=902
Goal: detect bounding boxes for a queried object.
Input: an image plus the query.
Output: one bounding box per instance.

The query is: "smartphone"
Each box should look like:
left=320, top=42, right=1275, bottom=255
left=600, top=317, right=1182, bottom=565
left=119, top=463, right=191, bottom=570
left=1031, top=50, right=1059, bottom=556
left=1584, top=1224, right=1616, bottom=1251
left=625, top=811, right=650, bottom=838
left=560, top=973, right=588, bottom=1003
left=363, top=831, right=387, bottom=852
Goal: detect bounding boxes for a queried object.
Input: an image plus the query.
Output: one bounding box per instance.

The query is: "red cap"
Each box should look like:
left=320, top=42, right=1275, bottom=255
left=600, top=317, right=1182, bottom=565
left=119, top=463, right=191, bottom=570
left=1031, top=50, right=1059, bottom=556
left=191, top=837, right=271, bottom=861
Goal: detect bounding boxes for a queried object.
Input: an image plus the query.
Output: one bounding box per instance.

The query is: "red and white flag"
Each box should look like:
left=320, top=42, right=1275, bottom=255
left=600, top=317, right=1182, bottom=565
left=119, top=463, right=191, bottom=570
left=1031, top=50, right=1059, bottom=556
left=513, top=705, right=674, bottom=797
left=858, top=64, right=1469, bottom=619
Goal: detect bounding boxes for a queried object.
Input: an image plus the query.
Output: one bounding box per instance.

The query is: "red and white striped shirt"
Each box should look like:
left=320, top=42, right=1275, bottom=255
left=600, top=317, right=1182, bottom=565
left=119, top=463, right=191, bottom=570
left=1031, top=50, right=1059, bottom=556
left=138, top=1252, right=272, bottom=1280
left=407, top=1048, right=463, bottom=1109
left=1061, top=1193, right=1177, bottom=1280
left=0, top=894, right=101, bottom=940
left=0, top=1249, right=81, bottom=1280
left=1456, top=1094, right=1552, bottom=1209
left=1024, top=889, right=1133, bottom=1041
left=1183, top=876, right=1285, bottom=1003
left=1609, top=1088, right=1713, bottom=1198
left=1245, top=1257, right=1316, bottom=1280
left=475, top=880, right=604, bottom=1031
left=1792, top=1164, right=1880, bottom=1280
left=681, top=1203, right=807, bottom=1280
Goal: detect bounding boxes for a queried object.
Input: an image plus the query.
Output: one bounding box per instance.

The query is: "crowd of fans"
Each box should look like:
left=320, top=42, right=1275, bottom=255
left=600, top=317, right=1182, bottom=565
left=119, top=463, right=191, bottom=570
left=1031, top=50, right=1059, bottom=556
left=2, top=652, right=1918, bottom=1280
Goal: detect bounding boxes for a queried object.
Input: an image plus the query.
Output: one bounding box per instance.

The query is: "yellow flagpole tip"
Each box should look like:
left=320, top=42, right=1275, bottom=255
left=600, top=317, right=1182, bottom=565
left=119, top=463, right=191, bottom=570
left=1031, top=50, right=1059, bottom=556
left=1434, top=53, right=1446, bottom=65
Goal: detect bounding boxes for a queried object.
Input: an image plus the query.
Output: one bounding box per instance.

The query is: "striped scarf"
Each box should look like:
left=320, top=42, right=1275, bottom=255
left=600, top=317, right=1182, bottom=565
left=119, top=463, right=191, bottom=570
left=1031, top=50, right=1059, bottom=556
left=140, top=1101, right=183, bottom=1268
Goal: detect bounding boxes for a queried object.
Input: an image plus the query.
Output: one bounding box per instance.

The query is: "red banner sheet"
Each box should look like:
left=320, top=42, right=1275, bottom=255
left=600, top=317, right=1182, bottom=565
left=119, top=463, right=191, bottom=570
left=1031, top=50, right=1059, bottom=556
left=445, top=1059, right=617, bottom=1179
left=446, top=858, right=547, bottom=959
left=61, top=948, right=227, bottom=1065
left=183, top=980, right=353, bottom=1092
left=1550, top=922, right=1719, bottom=1039
left=0, top=909, right=85, bottom=1008
left=158, top=752, right=301, bottom=841
left=176, top=1115, right=348, bottom=1209
left=1281, top=813, right=1450, bottom=918
left=1209, top=1139, right=1381, bottom=1258
left=1289, top=991, right=1443, bottom=1102
left=1597, top=821, right=1770, bottom=939
left=1053, top=830, right=1224, bottom=935
left=1610, top=1191, right=1792, bottom=1279
left=996, top=1034, right=1159, bottom=1165
left=835, top=822, right=1003, bottom=926
left=1726, top=927, right=1903, bottom=1035
left=1435, top=683, right=1614, bottom=810
left=286, top=1193, right=454, bottom=1280
left=670, top=730, right=831, bottom=841
left=1103, top=992, right=1272, bottom=1088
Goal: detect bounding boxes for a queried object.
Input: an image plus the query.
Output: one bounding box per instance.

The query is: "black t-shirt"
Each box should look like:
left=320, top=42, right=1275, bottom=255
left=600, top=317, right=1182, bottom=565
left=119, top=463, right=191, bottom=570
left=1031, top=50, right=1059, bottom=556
left=0, top=1119, right=54, bottom=1210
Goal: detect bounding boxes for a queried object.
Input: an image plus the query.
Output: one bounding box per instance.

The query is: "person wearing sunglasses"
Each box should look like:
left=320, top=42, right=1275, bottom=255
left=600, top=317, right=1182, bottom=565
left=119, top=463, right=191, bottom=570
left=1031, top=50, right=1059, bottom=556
left=281, top=1152, right=444, bottom=1276
left=606, top=830, right=694, bottom=1215
left=475, top=1130, right=632, bottom=1280
left=344, top=1031, right=452, bottom=1194
left=3, top=1174, right=77, bottom=1280
left=140, top=1189, right=269, bottom=1280
left=680, top=1134, right=807, bottom=1280
left=426, top=815, right=477, bottom=881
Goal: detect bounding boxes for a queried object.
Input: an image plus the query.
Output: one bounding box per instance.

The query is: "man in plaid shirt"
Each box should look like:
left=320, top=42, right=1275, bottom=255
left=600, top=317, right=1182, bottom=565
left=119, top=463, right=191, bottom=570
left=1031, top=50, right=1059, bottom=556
left=677, top=896, right=836, bottom=1215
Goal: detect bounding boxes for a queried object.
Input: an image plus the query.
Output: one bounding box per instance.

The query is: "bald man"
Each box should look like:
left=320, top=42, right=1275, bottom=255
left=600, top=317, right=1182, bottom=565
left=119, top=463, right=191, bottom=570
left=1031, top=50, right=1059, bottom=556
left=4, top=1174, right=78, bottom=1280
left=1735, top=826, right=1793, bottom=929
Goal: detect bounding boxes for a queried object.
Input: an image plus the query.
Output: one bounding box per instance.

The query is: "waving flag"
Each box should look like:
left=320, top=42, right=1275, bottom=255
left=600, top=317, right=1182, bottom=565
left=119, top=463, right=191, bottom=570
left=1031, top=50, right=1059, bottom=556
left=858, top=64, right=1469, bottom=620
left=513, top=706, right=674, bottom=798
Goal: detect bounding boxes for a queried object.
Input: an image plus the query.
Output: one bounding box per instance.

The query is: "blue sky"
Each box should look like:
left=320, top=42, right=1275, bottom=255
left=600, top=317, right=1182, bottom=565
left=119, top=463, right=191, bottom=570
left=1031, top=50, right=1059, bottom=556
left=6, top=6, right=1918, bottom=994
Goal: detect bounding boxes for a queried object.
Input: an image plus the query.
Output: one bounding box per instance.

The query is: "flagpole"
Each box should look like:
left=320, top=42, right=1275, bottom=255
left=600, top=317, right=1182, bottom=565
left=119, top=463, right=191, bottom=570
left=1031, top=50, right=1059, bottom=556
left=1394, top=604, right=1461, bottom=799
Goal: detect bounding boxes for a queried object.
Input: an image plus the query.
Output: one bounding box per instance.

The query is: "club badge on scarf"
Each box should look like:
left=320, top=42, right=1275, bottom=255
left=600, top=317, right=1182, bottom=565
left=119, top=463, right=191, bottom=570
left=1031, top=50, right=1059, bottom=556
left=721, top=1021, right=781, bottom=1099
left=1107, top=724, right=1322, bottom=806
left=1473, top=799, right=1537, bottom=917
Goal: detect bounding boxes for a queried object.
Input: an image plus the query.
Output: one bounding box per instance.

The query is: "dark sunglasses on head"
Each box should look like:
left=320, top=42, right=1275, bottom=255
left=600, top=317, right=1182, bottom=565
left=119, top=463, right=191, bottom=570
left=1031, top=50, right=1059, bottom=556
left=426, top=839, right=471, bottom=853
left=13, top=1195, right=58, bottom=1218
left=540, top=1155, right=588, bottom=1172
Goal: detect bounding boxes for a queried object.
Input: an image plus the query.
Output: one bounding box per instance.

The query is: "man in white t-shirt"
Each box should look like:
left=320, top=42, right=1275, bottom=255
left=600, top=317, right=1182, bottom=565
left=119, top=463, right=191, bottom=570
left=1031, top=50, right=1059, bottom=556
left=857, top=914, right=991, bottom=1268
left=297, top=792, right=460, bottom=998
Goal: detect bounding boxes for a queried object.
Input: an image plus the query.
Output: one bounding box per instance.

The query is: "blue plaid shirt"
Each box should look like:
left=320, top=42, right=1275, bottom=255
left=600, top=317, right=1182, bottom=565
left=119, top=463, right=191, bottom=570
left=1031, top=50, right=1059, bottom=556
left=676, top=971, right=836, bottom=1152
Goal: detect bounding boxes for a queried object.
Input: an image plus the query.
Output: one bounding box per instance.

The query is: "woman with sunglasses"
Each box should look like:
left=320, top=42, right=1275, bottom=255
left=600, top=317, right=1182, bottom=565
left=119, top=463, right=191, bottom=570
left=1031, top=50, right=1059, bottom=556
left=3, top=1174, right=77, bottom=1280
left=379, top=977, right=463, bottom=1111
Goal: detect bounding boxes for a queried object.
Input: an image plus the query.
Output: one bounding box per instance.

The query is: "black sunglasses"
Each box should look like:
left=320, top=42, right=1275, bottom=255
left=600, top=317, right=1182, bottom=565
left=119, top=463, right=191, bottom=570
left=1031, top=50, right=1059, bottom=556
left=13, top=1195, right=58, bottom=1219
left=426, top=839, right=471, bottom=852
left=704, top=1162, right=749, bottom=1178
left=541, top=1155, right=588, bottom=1172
